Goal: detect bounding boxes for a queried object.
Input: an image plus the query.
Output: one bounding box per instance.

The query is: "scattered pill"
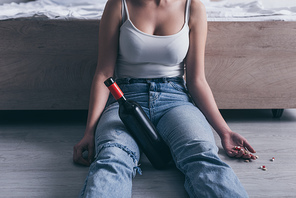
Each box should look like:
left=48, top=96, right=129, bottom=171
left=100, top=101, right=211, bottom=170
left=271, top=157, right=275, bottom=161
left=260, top=165, right=267, bottom=171
left=255, top=155, right=259, bottom=159
left=244, top=160, right=250, bottom=163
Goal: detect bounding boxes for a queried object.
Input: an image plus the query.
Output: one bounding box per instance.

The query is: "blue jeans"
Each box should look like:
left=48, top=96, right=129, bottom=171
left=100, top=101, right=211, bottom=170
left=80, top=77, right=248, bottom=198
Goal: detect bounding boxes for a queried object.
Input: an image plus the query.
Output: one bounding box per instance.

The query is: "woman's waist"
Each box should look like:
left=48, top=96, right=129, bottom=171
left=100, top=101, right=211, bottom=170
left=115, top=76, right=185, bottom=85
left=114, top=77, right=189, bottom=102
left=105, top=76, right=190, bottom=110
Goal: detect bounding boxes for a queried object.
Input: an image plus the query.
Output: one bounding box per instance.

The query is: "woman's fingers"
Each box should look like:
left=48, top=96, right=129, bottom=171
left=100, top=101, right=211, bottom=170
left=243, top=140, right=256, bottom=153
left=232, top=146, right=256, bottom=160
left=235, top=149, right=244, bottom=158
left=73, top=145, right=91, bottom=166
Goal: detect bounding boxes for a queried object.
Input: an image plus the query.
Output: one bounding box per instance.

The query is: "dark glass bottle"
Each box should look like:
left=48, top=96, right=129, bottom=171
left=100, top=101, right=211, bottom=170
left=104, top=77, right=171, bottom=169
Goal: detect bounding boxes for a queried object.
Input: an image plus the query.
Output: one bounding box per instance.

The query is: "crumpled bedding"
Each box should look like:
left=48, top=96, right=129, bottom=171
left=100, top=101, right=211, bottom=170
left=0, top=0, right=295, bottom=21
left=0, top=0, right=107, bottom=20
left=202, top=0, right=296, bottom=21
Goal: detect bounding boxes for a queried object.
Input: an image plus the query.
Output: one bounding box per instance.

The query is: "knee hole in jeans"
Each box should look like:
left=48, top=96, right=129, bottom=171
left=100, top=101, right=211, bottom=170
left=95, top=142, right=142, bottom=175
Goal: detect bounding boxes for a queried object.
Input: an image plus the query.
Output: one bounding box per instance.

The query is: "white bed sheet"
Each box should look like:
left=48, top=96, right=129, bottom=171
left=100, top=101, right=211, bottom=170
left=202, top=0, right=296, bottom=21
left=0, top=0, right=296, bottom=21
left=0, top=0, right=107, bottom=20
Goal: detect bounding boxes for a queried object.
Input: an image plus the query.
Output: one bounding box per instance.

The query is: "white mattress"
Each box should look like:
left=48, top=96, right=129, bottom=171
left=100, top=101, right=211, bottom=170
left=0, top=0, right=295, bottom=21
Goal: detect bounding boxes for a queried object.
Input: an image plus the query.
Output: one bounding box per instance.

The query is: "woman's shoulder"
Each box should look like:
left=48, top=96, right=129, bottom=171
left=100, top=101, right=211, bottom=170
left=101, top=0, right=122, bottom=24
left=190, top=0, right=206, bottom=15
left=103, top=0, right=122, bottom=14
left=188, top=0, right=207, bottom=26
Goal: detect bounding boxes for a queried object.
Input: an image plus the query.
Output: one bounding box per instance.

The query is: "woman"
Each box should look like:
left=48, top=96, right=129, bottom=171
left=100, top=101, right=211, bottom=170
left=73, top=0, right=256, bottom=197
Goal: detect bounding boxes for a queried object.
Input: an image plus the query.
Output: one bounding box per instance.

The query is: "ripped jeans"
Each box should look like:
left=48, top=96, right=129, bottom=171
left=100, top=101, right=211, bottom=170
left=79, top=77, right=249, bottom=198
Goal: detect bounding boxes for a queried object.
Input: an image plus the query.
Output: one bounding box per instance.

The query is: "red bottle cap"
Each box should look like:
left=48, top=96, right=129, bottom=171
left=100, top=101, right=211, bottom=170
left=104, top=77, right=124, bottom=100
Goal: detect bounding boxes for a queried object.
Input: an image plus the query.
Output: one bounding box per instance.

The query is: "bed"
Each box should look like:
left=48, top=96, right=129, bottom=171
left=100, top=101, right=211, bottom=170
left=1, top=0, right=296, bottom=117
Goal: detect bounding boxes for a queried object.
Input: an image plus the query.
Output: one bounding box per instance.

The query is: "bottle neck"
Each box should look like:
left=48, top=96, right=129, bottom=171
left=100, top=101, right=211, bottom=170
left=117, top=95, right=127, bottom=105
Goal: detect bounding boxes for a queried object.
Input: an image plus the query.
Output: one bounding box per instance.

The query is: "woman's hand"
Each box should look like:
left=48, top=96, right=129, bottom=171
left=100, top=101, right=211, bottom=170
left=73, top=134, right=95, bottom=166
left=220, top=131, right=257, bottom=160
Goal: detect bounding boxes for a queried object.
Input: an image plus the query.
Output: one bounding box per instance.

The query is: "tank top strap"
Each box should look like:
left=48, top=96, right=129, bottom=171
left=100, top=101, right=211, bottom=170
left=185, top=0, right=191, bottom=23
left=121, top=0, right=130, bottom=23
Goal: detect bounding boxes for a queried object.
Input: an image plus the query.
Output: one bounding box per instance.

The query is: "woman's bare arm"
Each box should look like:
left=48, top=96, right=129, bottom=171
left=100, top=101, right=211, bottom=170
left=185, top=0, right=255, bottom=159
left=186, top=0, right=228, bottom=137
left=84, top=0, right=121, bottom=136
left=73, top=0, right=122, bottom=166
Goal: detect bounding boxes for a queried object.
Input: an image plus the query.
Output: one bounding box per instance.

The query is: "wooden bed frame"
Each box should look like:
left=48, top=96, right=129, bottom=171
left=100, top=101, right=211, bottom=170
left=1, top=20, right=296, bottom=116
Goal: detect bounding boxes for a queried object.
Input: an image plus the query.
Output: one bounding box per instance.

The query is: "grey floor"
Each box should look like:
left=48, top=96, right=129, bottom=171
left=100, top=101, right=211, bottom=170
left=0, top=109, right=296, bottom=198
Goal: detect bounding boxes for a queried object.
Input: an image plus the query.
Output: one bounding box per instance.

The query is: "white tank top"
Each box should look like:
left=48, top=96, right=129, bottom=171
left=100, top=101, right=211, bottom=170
left=115, top=0, right=191, bottom=79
